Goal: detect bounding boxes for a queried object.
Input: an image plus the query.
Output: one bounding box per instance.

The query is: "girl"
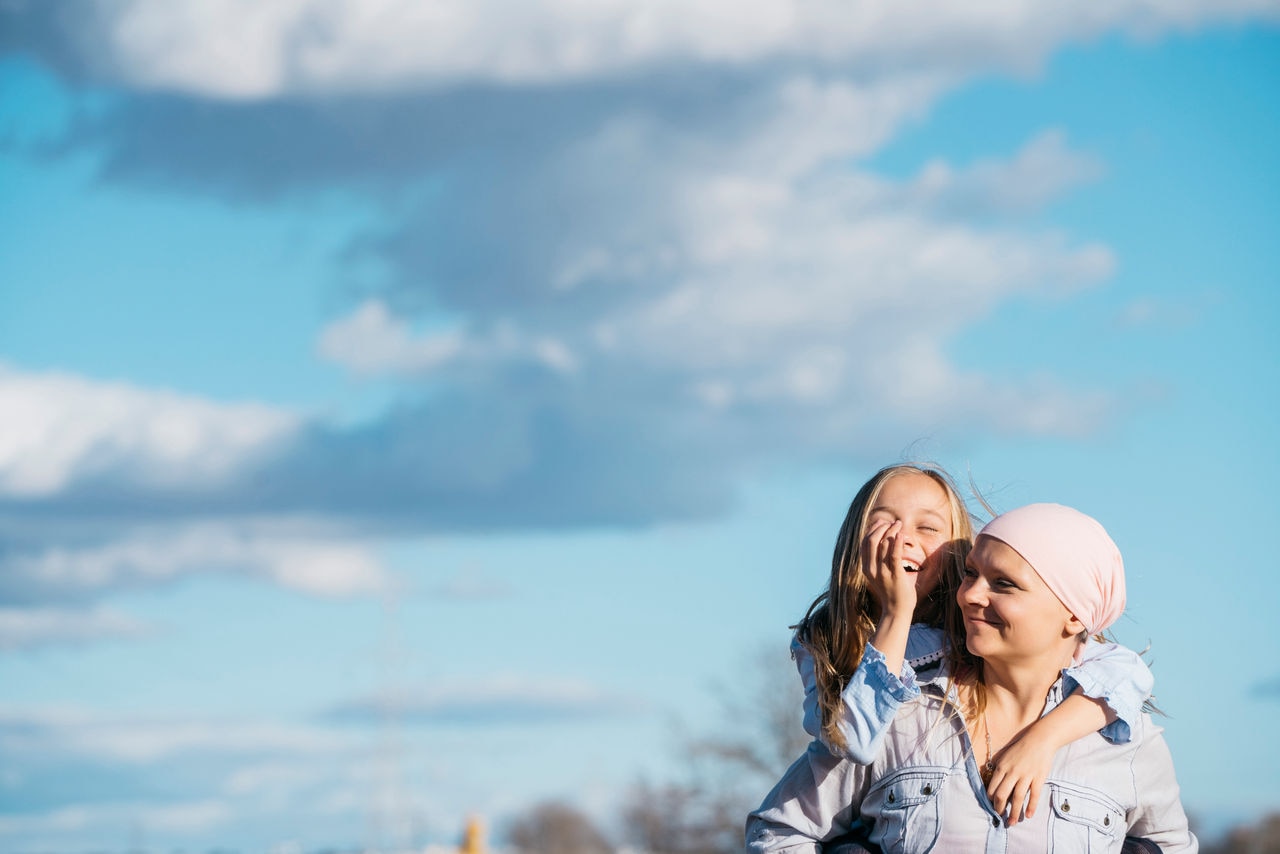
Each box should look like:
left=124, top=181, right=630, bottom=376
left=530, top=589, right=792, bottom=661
left=793, top=465, right=1151, bottom=823
left=750, top=502, right=1195, bottom=852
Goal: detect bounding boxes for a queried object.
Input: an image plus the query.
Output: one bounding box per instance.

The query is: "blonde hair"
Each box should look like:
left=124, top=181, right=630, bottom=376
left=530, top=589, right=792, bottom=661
left=795, top=464, right=974, bottom=752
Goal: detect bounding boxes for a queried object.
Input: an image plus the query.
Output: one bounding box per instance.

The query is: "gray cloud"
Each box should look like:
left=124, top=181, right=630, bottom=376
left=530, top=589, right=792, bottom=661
left=0, top=705, right=372, bottom=847
left=6, top=0, right=1274, bottom=99
left=1, top=1, right=1239, bottom=609
left=0, top=606, right=152, bottom=651
left=321, top=679, right=636, bottom=727
left=1249, top=677, right=1280, bottom=700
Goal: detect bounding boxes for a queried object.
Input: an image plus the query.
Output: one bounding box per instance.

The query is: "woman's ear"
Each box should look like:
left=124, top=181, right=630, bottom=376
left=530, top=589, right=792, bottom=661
left=1063, top=611, right=1087, bottom=639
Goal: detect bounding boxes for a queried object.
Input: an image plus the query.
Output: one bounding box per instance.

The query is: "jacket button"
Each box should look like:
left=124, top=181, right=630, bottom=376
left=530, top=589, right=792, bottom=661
left=1062, top=801, right=1071, bottom=813
left=888, top=792, right=895, bottom=803
left=1104, top=816, right=1110, bottom=826
left=921, top=785, right=932, bottom=795
left=992, top=816, right=1000, bottom=827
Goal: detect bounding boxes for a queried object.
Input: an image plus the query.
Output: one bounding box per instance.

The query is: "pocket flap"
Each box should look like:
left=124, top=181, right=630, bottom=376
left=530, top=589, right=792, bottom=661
left=871, top=770, right=945, bottom=811
left=1050, top=785, right=1123, bottom=836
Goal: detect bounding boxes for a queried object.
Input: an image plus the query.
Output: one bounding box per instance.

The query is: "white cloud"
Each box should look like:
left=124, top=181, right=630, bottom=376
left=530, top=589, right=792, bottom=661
left=495, top=119, right=1119, bottom=435
left=0, top=704, right=391, bottom=849
left=0, top=363, right=299, bottom=498
left=0, top=704, right=351, bottom=763
left=318, top=299, right=578, bottom=378
left=1, top=523, right=389, bottom=603
left=316, top=300, right=465, bottom=376
left=324, top=673, right=633, bottom=724
left=905, top=129, right=1104, bottom=214
left=1114, top=290, right=1222, bottom=329
left=0, top=606, right=152, bottom=651
left=0, top=799, right=228, bottom=836
left=429, top=567, right=515, bottom=601
left=67, top=0, right=1280, bottom=98
left=310, top=117, right=1119, bottom=450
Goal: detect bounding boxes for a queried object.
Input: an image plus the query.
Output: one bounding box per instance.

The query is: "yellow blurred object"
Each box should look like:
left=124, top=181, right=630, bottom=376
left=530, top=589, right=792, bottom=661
left=460, top=814, right=485, bottom=854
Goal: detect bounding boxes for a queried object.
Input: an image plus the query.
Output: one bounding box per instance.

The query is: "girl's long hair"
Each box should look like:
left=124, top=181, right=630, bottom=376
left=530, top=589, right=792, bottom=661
left=794, top=464, right=974, bottom=752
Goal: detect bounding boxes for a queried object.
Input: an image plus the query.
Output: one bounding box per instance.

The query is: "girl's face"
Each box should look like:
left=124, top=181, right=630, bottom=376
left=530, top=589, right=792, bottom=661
left=866, top=472, right=953, bottom=600
left=958, top=535, right=1078, bottom=665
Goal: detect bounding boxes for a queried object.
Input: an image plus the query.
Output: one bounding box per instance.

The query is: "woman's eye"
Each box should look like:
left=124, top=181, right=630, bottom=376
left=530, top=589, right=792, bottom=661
left=919, top=526, right=939, bottom=534
left=994, top=578, right=1017, bottom=590
left=962, top=567, right=978, bottom=578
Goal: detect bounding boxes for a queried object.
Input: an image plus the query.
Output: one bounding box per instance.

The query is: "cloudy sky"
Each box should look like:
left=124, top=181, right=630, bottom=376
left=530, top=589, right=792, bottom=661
left=1, top=1, right=1278, bottom=851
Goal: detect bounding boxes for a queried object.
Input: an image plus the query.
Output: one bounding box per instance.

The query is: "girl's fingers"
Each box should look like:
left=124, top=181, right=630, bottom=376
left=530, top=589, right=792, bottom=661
left=987, top=771, right=1008, bottom=816
left=876, top=520, right=900, bottom=557
left=1006, top=780, right=1030, bottom=826
left=1024, top=778, right=1042, bottom=821
left=861, top=520, right=894, bottom=574
left=887, top=521, right=904, bottom=564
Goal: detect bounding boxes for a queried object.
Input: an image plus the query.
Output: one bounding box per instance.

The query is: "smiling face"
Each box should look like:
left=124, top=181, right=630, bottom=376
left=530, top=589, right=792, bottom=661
left=958, top=535, right=1083, bottom=667
left=865, top=471, right=953, bottom=601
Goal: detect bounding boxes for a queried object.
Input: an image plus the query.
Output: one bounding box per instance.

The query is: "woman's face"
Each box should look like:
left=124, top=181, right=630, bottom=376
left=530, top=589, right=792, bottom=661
left=866, top=472, right=953, bottom=601
left=958, top=535, right=1077, bottom=664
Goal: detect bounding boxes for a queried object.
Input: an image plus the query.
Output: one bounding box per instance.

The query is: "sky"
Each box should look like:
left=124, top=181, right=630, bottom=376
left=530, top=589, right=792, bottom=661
left=1, top=1, right=1278, bottom=851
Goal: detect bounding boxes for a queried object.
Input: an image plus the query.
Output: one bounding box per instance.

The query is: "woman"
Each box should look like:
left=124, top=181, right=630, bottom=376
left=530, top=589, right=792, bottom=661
left=747, top=503, right=1197, bottom=853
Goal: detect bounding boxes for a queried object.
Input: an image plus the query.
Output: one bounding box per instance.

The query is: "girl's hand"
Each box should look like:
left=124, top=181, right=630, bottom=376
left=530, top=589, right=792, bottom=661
left=986, top=732, right=1055, bottom=826
left=861, top=518, right=915, bottom=620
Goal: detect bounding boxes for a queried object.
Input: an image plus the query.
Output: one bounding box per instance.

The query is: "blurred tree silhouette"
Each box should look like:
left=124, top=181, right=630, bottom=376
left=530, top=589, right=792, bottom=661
left=620, top=646, right=808, bottom=854
left=506, top=801, right=612, bottom=854
left=1201, top=811, right=1280, bottom=854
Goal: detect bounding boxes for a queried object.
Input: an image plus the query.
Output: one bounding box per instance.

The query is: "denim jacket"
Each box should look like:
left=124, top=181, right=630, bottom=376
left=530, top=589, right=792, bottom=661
left=747, top=668, right=1197, bottom=854
left=792, top=624, right=1153, bottom=763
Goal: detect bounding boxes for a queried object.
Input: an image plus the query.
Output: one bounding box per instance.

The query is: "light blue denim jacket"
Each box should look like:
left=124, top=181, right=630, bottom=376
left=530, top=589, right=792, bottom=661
left=792, top=624, right=1154, bottom=763
left=748, top=665, right=1196, bottom=854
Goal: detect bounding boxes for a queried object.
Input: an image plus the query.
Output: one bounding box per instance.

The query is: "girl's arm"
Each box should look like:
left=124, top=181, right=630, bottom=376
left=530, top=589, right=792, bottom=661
left=986, top=640, right=1155, bottom=825
left=1061, top=638, right=1155, bottom=744
left=823, top=517, right=929, bottom=761
left=792, top=635, right=823, bottom=740
left=795, top=517, right=932, bottom=759
left=864, top=518, right=914, bottom=675
left=793, top=626, right=941, bottom=762
left=985, top=692, right=1108, bottom=825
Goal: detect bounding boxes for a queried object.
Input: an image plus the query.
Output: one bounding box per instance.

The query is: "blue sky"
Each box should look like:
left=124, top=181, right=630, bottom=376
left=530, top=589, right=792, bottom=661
left=1, top=2, right=1278, bottom=851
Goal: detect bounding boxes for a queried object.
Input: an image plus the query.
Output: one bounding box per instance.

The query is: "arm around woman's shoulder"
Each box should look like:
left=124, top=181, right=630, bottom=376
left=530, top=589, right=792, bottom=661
left=1063, top=639, right=1155, bottom=744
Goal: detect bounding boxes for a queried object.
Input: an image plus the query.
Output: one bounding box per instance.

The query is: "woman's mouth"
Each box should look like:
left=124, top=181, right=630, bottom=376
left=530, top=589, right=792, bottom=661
left=903, top=562, right=920, bottom=573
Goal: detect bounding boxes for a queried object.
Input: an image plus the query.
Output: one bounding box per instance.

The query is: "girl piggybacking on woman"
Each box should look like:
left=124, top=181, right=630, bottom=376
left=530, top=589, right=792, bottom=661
left=790, top=465, right=1152, bottom=822
left=748, top=498, right=1195, bottom=853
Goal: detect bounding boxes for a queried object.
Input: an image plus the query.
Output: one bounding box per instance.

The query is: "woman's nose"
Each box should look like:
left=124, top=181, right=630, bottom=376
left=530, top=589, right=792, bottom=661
left=960, top=579, right=986, bottom=605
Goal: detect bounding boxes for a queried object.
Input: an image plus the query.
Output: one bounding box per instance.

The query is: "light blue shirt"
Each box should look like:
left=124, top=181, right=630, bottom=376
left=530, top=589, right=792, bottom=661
left=792, top=624, right=1153, bottom=763
left=748, top=664, right=1196, bottom=854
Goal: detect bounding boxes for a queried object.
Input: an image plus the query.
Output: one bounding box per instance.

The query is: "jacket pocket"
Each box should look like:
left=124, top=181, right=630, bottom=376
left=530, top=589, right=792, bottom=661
left=1048, top=781, right=1125, bottom=853
left=867, top=768, right=945, bottom=854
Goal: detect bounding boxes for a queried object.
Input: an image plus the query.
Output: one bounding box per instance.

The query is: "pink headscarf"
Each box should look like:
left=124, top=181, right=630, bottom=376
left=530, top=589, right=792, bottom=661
left=978, top=503, right=1126, bottom=634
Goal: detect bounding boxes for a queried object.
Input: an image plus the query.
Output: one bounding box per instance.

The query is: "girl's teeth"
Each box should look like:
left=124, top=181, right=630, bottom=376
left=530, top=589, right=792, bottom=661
left=903, top=562, right=920, bottom=573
